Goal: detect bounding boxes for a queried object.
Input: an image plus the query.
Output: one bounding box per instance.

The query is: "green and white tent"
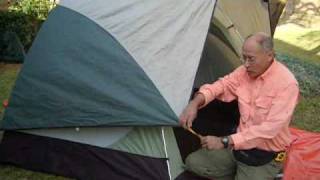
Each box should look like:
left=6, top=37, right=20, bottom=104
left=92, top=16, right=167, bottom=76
left=0, top=0, right=285, bottom=179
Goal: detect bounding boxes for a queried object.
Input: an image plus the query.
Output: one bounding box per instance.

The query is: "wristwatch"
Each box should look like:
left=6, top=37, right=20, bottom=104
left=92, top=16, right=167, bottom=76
left=221, top=136, right=229, bottom=148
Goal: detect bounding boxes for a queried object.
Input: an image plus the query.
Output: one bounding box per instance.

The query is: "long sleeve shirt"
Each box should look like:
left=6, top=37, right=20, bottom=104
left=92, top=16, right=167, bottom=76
left=198, top=60, right=299, bottom=151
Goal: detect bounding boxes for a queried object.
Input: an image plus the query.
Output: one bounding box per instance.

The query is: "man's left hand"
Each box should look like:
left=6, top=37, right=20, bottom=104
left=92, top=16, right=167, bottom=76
left=200, top=136, right=224, bottom=150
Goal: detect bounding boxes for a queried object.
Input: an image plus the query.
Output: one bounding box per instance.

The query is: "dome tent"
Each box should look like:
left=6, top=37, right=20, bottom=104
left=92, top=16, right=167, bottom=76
left=0, top=0, right=285, bottom=179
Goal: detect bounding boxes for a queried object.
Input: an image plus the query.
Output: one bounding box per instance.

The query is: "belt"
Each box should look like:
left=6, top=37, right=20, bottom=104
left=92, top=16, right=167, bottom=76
left=274, top=151, right=286, bottom=162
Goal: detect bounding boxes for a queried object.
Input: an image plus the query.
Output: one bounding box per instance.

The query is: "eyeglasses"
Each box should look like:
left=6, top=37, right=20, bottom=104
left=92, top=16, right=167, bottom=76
left=240, top=55, right=257, bottom=65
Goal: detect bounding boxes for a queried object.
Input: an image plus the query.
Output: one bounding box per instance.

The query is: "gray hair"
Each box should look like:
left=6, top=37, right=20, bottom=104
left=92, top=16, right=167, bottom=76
left=246, top=32, right=274, bottom=52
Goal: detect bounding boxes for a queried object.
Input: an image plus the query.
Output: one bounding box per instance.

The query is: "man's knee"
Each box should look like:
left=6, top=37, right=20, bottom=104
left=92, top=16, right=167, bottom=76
left=185, top=151, right=203, bottom=172
left=235, top=161, right=282, bottom=180
left=185, top=149, right=235, bottom=179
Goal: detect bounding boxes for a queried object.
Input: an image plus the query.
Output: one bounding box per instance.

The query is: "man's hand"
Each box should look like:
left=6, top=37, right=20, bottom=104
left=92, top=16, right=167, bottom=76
left=200, top=136, right=224, bottom=150
left=179, top=93, right=205, bottom=129
left=179, top=102, right=198, bottom=129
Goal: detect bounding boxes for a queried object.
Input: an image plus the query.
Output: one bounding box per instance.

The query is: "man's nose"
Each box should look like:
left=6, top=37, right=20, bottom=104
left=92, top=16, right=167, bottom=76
left=244, top=61, right=250, bottom=68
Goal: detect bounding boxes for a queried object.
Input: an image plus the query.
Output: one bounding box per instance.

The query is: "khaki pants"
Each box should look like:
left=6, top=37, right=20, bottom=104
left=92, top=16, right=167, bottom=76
left=185, top=149, right=282, bottom=180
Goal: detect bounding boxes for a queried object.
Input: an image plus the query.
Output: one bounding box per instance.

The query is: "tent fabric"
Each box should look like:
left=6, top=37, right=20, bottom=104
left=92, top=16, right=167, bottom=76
left=19, top=126, right=184, bottom=179
left=193, top=34, right=241, bottom=88
left=21, top=126, right=184, bottom=178
left=110, top=127, right=184, bottom=178
left=0, top=0, right=285, bottom=179
left=110, top=127, right=166, bottom=157
left=212, top=0, right=271, bottom=55
left=0, top=5, right=178, bottom=130
left=0, top=131, right=170, bottom=180
left=268, top=0, right=287, bottom=36
left=283, top=128, right=320, bottom=180
left=212, top=6, right=244, bottom=56
left=21, top=127, right=179, bottom=159
left=21, top=127, right=132, bottom=148
left=60, top=0, right=216, bottom=116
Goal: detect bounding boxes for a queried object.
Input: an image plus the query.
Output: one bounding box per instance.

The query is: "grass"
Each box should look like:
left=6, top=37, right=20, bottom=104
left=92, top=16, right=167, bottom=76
left=292, top=96, right=320, bottom=132
left=0, top=63, right=20, bottom=116
left=0, top=165, right=69, bottom=180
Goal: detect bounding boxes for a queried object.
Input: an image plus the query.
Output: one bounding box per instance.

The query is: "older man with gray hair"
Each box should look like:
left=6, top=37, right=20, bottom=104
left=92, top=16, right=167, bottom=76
left=180, top=32, right=299, bottom=180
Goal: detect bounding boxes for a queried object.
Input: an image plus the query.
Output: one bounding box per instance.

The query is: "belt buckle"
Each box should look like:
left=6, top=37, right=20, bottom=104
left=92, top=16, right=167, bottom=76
left=274, top=152, right=286, bottom=162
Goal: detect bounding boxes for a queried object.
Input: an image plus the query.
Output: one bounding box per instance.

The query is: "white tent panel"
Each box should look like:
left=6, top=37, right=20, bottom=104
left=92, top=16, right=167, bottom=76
left=20, top=127, right=132, bottom=148
left=59, top=0, right=216, bottom=116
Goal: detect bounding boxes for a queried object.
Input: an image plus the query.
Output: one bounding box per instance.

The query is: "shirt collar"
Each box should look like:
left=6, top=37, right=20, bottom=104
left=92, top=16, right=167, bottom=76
left=259, top=59, right=277, bottom=80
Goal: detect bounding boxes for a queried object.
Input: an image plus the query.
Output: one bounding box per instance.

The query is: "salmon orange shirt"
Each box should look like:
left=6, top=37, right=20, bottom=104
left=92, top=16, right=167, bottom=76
left=198, top=60, right=299, bottom=151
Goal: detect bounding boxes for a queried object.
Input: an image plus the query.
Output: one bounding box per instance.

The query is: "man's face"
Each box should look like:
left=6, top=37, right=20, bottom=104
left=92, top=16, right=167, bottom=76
left=241, top=38, right=273, bottom=78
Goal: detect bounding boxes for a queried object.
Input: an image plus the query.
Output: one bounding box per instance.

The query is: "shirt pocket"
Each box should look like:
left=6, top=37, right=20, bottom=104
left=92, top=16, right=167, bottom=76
left=255, top=93, right=276, bottom=118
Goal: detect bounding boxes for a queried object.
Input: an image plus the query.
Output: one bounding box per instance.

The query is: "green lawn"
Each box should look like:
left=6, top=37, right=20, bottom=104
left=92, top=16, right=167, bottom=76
left=0, top=64, right=20, bottom=117
left=0, top=165, right=69, bottom=180
left=292, top=96, right=320, bottom=132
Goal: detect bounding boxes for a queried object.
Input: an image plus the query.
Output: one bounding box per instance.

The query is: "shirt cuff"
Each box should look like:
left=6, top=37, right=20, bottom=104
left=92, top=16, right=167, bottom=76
left=230, top=133, right=246, bottom=150
left=197, top=88, right=215, bottom=108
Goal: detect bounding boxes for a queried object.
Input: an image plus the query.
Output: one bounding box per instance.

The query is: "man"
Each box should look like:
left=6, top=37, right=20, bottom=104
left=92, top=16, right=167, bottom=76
left=179, top=32, right=299, bottom=180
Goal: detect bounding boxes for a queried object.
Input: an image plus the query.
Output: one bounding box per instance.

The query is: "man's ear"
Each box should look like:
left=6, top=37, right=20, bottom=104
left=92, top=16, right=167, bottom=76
left=266, top=50, right=275, bottom=62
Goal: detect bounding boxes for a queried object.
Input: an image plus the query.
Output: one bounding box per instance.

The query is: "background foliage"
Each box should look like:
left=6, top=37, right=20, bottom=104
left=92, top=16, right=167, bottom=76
left=0, top=0, right=55, bottom=51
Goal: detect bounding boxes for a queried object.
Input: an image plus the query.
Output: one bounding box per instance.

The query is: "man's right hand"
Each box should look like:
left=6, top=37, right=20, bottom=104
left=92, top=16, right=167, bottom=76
left=179, top=101, right=198, bottom=129
left=179, top=93, right=205, bottom=129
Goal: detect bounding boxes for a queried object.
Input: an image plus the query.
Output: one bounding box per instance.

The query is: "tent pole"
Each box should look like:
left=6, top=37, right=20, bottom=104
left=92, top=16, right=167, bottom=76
left=161, top=127, right=172, bottom=180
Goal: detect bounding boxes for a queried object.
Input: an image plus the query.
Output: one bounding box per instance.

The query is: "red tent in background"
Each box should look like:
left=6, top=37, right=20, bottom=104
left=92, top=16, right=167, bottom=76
left=284, top=128, right=320, bottom=180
